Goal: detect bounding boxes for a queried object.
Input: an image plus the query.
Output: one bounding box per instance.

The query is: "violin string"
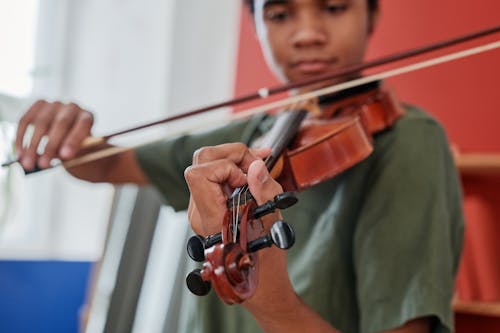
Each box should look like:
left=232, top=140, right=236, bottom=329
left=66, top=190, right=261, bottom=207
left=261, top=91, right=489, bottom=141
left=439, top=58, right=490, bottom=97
left=231, top=189, right=237, bottom=243
left=235, top=193, right=240, bottom=242
left=230, top=183, right=251, bottom=243
left=4, top=40, right=500, bottom=171
left=232, top=194, right=236, bottom=242
left=234, top=190, right=242, bottom=243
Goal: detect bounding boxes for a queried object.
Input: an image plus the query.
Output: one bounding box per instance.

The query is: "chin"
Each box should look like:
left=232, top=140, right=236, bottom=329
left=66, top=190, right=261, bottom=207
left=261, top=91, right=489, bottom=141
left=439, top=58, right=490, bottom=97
left=288, top=72, right=341, bottom=90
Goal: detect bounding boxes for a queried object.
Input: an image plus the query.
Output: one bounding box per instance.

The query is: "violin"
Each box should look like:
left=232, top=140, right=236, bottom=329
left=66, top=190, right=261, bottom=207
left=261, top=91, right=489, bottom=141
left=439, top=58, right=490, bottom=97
left=0, top=25, right=498, bottom=304
left=184, top=81, right=403, bottom=304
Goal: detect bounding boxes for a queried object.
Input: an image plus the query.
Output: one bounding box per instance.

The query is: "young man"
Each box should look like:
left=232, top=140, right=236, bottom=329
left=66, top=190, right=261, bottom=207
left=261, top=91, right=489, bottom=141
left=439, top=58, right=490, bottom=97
left=14, top=1, right=463, bottom=332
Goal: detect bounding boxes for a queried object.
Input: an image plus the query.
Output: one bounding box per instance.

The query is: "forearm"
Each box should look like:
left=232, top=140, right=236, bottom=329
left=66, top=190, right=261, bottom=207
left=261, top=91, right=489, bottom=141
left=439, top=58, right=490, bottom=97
left=246, top=293, right=340, bottom=333
left=241, top=246, right=340, bottom=333
left=245, top=281, right=430, bottom=333
left=66, top=147, right=149, bottom=185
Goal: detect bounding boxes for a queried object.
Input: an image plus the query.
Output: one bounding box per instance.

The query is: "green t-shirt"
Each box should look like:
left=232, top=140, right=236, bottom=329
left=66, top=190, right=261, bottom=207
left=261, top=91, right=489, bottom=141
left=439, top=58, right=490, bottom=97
left=136, top=106, right=464, bottom=333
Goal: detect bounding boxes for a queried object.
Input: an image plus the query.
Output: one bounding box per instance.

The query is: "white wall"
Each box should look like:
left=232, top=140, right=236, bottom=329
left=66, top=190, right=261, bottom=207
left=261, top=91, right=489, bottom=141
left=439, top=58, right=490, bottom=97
left=132, top=2, right=241, bottom=332
left=0, top=0, right=241, bottom=264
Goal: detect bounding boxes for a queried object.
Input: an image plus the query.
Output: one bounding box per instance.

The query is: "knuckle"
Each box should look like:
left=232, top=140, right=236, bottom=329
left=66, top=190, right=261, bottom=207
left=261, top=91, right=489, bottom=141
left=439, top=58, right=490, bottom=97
left=67, top=102, right=80, bottom=110
left=66, top=103, right=82, bottom=116
left=233, top=142, right=247, bottom=151
left=34, top=99, right=47, bottom=107
left=54, top=112, right=73, bottom=127
left=184, top=165, right=204, bottom=184
left=192, top=146, right=213, bottom=163
left=78, top=111, right=94, bottom=125
left=235, top=142, right=251, bottom=159
left=184, top=165, right=196, bottom=182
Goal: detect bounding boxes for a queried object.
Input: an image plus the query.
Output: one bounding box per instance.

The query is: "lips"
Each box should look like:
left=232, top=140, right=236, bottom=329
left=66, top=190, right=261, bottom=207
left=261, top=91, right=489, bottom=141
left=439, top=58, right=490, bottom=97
left=291, top=59, right=337, bottom=75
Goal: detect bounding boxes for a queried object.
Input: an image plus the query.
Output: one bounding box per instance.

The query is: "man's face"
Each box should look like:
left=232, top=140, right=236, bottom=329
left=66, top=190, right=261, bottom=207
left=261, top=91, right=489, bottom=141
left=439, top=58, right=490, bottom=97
left=254, top=0, right=374, bottom=88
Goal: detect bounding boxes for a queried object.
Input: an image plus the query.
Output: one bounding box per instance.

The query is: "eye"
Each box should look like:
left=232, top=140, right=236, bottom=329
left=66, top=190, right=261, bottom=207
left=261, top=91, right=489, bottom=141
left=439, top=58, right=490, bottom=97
left=324, top=2, right=348, bottom=14
left=264, top=6, right=290, bottom=23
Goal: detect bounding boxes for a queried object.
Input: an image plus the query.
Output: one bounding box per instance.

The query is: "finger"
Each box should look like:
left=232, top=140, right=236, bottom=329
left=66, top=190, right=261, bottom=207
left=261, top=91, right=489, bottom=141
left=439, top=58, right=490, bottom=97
left=59, top=108, right=94, bottom=159
left=39, top=104, right=79, bottom=168
left=247, top=159, right=283, bottom=206
left=247, top=160, right=285, bottom=230
left=249, top=146, right=272, bottom=159
left=193, top=143, right=270, bottom=172
left=187, top=198, right=204, bottom=235
left=15, top=100, right=46, bottom=154
left=184, top=159, right=248, bottom=235
left=21, top=102, right=59, bottom=170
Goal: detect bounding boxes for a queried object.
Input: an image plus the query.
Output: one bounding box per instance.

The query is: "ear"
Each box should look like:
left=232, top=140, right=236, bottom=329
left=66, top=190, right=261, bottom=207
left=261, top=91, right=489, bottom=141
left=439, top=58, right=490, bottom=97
left=368, top=7, right=380, bottom=35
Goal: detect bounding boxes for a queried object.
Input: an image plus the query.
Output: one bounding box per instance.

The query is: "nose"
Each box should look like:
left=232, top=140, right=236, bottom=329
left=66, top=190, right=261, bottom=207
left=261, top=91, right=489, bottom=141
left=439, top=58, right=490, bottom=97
left=290, top=12, right=327, bottom=48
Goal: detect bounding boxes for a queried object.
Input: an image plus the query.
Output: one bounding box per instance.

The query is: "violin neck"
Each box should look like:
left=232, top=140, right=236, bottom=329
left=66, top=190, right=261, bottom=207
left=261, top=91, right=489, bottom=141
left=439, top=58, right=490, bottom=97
left=228, top=109, right=306, bottom=204
left=262, top=109, right=308, bottom=171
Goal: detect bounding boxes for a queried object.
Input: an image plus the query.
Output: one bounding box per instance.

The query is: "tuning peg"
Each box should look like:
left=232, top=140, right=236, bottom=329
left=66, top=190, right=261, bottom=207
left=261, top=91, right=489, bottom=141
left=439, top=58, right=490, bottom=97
left=252, top=192, right=298, bottom=219
left=186, top=268, right=211, bottom=296
left=187, top=233, right=223, bottom=262
left=247, top=220, right=295, bottom=253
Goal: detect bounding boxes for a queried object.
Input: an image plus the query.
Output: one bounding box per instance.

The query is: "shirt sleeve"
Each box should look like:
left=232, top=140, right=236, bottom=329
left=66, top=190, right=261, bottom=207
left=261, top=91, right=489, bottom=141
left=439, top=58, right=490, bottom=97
left=353, top=112, right=464, bottom=333
left=134, top=115, right=268, bottom=211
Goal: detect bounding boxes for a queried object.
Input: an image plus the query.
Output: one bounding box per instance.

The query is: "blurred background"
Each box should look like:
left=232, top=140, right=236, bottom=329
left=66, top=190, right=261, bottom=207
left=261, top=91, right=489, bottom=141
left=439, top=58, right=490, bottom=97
left=0, top=1, right=240, bottom=332
left=0, top=0, right=499, bottom=332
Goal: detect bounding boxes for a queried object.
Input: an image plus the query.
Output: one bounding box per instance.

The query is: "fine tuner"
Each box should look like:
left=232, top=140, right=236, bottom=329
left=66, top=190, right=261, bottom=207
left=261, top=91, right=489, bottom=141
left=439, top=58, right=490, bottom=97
left=186, top=220, right=296, bottom=297
left=186, top=192, right=298, bottom=263
left=185, top=192, right=298, bottom=297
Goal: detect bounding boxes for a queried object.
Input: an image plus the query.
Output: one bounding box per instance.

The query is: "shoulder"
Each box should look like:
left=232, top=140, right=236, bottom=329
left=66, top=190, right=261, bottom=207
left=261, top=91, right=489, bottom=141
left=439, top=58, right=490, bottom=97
left=354, top=103, right=460, bottom=209
left=372, top=104, right=452, bottom=168
left=378, top=104, right=448, bottom=147
left=397, top=104, right=446, bottom=135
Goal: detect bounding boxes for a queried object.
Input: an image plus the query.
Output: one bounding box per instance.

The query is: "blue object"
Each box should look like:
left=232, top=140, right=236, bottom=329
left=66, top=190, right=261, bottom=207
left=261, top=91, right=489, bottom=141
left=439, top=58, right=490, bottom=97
left=0, top=260, right=92, bottom=333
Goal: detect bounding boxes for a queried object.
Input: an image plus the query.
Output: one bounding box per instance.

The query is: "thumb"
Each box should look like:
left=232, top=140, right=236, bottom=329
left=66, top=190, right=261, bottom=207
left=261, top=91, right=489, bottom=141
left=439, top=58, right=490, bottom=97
left=247, top=159, right=283, bottom=205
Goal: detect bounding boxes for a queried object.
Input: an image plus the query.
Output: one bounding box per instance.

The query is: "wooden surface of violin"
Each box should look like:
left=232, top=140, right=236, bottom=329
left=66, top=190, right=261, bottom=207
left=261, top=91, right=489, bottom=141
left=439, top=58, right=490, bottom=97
left=276, top=82, right=403, bottom=192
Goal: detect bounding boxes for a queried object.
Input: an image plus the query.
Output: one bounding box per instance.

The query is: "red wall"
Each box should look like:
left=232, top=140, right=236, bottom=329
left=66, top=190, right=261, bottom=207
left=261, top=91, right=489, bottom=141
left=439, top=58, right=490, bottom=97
left=234, top=0, right=500, bottom=326
left=235, top=1, right=500, bottom=152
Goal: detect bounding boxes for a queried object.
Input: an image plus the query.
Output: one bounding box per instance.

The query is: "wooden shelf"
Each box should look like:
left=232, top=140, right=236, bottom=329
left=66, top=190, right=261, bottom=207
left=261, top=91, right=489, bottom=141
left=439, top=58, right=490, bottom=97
left=455, top=153, right=500, bottom=176
left=453, top=299, right=500, bottom=317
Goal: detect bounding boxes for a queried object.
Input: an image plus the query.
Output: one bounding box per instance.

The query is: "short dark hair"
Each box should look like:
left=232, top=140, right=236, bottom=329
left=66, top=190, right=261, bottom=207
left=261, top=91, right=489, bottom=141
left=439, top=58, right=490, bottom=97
left=244, top=0, right=379, bottom=13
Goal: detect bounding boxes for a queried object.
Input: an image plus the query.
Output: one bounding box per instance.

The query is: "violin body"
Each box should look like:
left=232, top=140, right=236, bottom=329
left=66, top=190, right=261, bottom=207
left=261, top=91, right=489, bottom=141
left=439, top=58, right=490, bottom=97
left=276, top=84, right=404, bottom=192
left=277, top=116, right=373, bottom=191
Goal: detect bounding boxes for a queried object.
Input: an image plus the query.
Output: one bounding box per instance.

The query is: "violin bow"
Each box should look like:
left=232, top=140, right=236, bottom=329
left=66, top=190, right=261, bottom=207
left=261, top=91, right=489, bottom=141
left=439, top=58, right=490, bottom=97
left=2, top=25, right=500, bottom=171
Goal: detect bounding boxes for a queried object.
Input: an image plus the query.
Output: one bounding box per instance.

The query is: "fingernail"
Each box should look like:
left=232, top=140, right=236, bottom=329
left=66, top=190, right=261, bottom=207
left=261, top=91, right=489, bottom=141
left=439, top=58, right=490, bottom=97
left=39, top=156, right=50, bottom=168
left=22, top=156, right=33, bottom=170
left=60, top=146, right=72, bottom=158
